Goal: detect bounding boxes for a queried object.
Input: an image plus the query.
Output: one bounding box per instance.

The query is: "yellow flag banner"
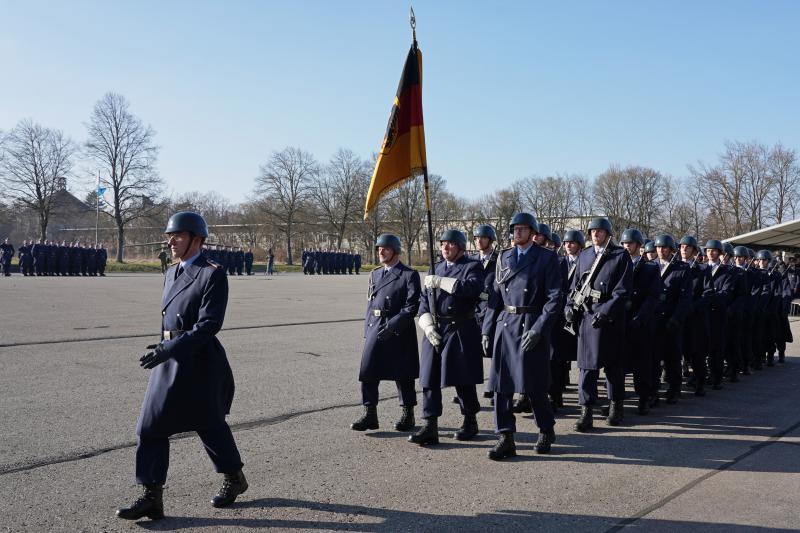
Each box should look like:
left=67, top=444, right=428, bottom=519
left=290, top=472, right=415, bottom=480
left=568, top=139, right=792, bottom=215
left=364, top=43, right=427, bottom=218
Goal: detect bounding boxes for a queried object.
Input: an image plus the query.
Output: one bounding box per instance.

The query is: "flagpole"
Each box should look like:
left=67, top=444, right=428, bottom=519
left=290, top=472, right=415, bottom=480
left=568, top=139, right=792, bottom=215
left=95, top=171, right=100, bottom=246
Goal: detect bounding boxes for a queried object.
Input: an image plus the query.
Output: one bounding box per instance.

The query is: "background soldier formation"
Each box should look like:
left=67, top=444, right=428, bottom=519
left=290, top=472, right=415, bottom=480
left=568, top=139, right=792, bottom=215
left=350, top=214, right=798, bottom=461
left=2, top=238, right=107, bottom=277
left=301, top=249, right=361, bottom=275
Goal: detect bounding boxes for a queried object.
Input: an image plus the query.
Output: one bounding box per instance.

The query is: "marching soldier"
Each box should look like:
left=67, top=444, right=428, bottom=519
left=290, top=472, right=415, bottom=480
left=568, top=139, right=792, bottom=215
left=620, top=229, right=661, bottom=416
left=733, top=246, right=757, bottom=375
left=244, top=248, right=254, bottom=275
left=703, top=240, right=734, bottom=389
left=550, top=229, right=585, bottom=409
left=18, top=240, right=31, bottom=276
left=1, top=238, right=14, bottom=276
left=722, top=243, right=747, bottom=381
left=117, top=211, right=247, bottom=521
left=351, top=234, right=421, bottom=433
left=472, top=224, right=499, bottom=401
left=653, top=235, right=692, bottom=402
left=482, top=212, right=562, bottom=460
left=412, top=229, right=484, bottom=445
left=354, top=252, right=362, bottom=275
left=644, top=240, right=658, bottom=262
left=679, top=236, right=709, bottom=396
left=157, top=248, right=169, bottom=274
left=566, top=217, right=631, bottom=431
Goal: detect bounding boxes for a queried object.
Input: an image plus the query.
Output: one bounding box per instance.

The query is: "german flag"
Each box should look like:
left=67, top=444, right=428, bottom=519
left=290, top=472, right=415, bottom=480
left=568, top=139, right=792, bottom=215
left=364, top=42, right=427, bottom=218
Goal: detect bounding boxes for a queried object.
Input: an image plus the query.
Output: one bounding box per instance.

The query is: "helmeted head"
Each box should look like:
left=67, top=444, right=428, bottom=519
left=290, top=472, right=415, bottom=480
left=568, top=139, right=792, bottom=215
left=756, top=249, right=772, bottom=261
left=704, top=239, right=724, bottom=253
left=587, top=217, right=612, bottom=246
left=165, top=211, right=208, bottom=238
left=654, top=234, right=676, bottom=250
left=508, top=212, right=538, bottom=247
left=733, top=246, right=749, bottom=258
left=551, top=233, right=561, bottom=249
left=643, top=240, right=656, bottom=254
left=620, top=228, right=645, bottom=246
left=535, top=223, right=552, bottom=246
left=722, top=242, right=735, bottom=257
left=439, top=229, right=466, bottom=262
left=375, top=233, right=401, bottom=265
left=562, top=229, right=586, bottom=249
left=472, top=224, right=497, bottom=242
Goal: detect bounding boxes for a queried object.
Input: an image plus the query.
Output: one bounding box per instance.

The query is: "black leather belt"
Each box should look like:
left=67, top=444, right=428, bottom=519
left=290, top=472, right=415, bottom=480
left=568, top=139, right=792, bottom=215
left=504, top=305, right=535, bottom=314
left=163, top=329, right=187, bottom=340
left=371, top=309, right=392, bottom=317
left=436, top=313, right=475, bottom=325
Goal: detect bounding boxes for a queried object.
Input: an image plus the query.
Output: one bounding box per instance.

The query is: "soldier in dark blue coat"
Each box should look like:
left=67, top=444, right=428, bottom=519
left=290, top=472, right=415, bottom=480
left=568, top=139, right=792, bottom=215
left=471, top=224, right=499, bottom=401
left=117, top=212, right=247, bottom=521
left=566, top=217, right=631, bottom=431
left=619, top=229, right=661, bottom=417
left=244, top=248, right=254, bottom=275
left=652, top=235, right=692, bottom=403
left=679, top=236, right=709, bottom=395
left=481, top=212, right=563, bottom=460
left=702, top=240, right=735, bottom=389
left=354, top=252, right=362, bottom=275
left=98, top=244, right=107, bottom=276
left=0, top=238, right=14, bottom=276
left=411, top=230, right=484, bottom=445
left=732, top=247, right=756, bottom=375
left=18, top=240, right=32, bottom=275
left=550, top=229, right=584, bottom=409
left=351, top=234, right=421, bottom=434
left=722, top=243, right=747, bottom=381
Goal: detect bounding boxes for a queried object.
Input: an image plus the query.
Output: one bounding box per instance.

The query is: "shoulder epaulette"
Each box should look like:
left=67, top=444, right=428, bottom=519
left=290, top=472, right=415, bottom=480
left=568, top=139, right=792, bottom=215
left=207, top=259, right=223, bottom=269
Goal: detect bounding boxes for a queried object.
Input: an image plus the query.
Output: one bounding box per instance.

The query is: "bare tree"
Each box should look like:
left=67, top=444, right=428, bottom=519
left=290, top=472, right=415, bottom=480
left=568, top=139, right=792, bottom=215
left=312, top=148, right=367, bottom=249
left=386, top=177, right=425, bottom=263
left=85, top=92, right=162, bottom=262
left=1, top=120, right=76, bottom=240
left=767, top=143, right=800, bottom=224
left=255, top=146, right=317, bottom=264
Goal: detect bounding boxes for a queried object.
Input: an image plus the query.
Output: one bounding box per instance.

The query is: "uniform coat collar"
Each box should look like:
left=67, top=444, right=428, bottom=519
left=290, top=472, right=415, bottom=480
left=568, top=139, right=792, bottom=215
left=162, top=255, right=206, bottom=309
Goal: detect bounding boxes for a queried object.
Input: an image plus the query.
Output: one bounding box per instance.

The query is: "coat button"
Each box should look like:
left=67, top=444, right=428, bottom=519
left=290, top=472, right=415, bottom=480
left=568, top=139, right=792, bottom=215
left=162, top=311, right=166, bottom=316
left=503, top=322, right=507, bottom=327
left=505, top=288, right=509, bottom=292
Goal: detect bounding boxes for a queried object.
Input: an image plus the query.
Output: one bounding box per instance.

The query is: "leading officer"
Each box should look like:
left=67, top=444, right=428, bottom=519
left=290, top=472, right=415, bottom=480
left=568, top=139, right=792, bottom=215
left=117, top=212, right=247, bottom=521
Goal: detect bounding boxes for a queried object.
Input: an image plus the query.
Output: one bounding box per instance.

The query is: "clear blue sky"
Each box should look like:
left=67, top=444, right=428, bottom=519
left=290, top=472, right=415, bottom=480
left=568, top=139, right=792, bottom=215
left=1, top=0, right=798, bottom=203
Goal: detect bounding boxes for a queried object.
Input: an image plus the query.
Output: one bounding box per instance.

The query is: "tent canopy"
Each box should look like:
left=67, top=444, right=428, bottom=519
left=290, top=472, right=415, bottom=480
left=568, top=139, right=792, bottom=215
left=723, top=218, right=800, bottom=252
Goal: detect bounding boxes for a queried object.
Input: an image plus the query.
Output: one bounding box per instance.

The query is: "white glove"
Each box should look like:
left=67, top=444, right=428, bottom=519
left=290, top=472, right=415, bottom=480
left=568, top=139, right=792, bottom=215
left=417, top=312, right=442, bottom=347
left=424, top=275, right=458, bottom=294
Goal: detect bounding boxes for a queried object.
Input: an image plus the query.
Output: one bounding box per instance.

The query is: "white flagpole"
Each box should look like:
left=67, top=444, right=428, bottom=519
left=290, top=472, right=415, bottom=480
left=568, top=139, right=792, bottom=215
left=95, top=171, right=100, bottom=246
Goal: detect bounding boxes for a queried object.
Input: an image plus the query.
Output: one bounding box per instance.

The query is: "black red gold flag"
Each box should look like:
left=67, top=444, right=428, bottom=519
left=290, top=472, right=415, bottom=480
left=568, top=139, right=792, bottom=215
left=364, top=42, right=427, bottom=218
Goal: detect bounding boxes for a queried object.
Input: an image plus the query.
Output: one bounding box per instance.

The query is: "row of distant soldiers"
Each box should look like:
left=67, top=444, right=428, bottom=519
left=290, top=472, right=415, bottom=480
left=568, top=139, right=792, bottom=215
left=301, top=249, right=362, bottom=275
left=0, top=238, right=108, bottom=277
left=201, top=246, right=255, bottom=276
left=350, top=216, right=798, bottom=460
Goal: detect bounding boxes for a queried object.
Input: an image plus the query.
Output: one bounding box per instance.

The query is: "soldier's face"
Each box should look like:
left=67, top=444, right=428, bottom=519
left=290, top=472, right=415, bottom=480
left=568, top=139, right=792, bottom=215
left=759, top=259, right=769, bottom=269
left=680, top=244, right=694, bottom=260
left=564, top=241, right=581, bottom=255
left=167, top=231, right=197, bottom=260
left=512, top=226, right=532, bottom=246
left=377, top=246, right=395, bottom=265
left=707, top=249, right=720, bottom=262
left=735, top=256, right=747, bottom=266
left=656, top=247, right=671, bottom=261
left=474, top=236, right=491, bottom=252
left=590, top=229, right=608, bottom=246
left=646, top=251, right=658, bottom=260
left=534, top=233, right=547, bottom=246
left=440, top=241, right=462, bottom=262
left=623, top=242, right=640, bottom=256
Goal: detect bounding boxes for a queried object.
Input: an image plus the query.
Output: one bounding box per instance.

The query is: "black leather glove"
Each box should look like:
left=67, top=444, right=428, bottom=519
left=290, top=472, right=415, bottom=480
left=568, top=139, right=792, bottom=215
left=140, top=345, right=169, bottom=369
left=377, top=324, right=395, bottom=341
left=564, top=306, right=575, bottom=323
left=520, top=329, right=541, bottom=353
left=481, top=335, right=491, bottom=357
left=591, top=313, right=608, bottom=328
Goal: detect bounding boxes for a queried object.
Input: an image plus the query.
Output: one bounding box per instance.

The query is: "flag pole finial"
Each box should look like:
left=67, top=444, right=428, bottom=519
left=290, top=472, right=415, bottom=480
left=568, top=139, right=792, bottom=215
left=409, top=6, right=417, bottom=43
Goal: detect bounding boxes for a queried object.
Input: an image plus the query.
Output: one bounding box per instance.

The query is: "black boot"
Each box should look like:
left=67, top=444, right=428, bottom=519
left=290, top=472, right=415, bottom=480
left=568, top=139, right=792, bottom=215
left=778, top=352, right=785, bottom=363
left=482, top=390, right=494, bottom=399
left=394, top=406, right=415, bottom=432
left=409, top=417, right=439, bottom=445
left=488, top=432, right=516, bottom=460
left=767, top=354, right=775, bottom=367
left=512, top=396, right=532, bottom=413
left=535, top=429, right=555, bottom=454
left=607, top=401, right=624, bottom=426
left=600, top=403, right=610, bottom=417
left=351, top=405, right=379, bottom=431
left=711, top=376, right=723, bottom=390
left=211, top=470, right=248, bottom=508
left=116, top=484, right=164, bottom=520
left=574, top=406, right=593, bottom=432
left=451, top=395, right=460, bottom=404
left=648, top=394, right=660, bottom=408
left=637, top=398, right=649, bottom=415
left=666, top=387, right=680, bottom=404
left=454, top=413, right=479, bottom=441
left=694, top=382, right=706, bottom=397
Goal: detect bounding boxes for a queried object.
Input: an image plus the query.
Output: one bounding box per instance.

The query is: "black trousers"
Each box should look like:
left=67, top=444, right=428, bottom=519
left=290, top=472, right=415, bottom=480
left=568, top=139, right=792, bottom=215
left=726, top=313, right=743, bottom=374
left=578, top=365, right=624, bottom=405
left=422, top=385, right=479, bottom=418
left=494, top=391, right=555, bottom=434
left=135, top=424, right=243, bottom=486
left=361, top=380, right=417, bottom=407
left=657, top=323, right=687, bottom=390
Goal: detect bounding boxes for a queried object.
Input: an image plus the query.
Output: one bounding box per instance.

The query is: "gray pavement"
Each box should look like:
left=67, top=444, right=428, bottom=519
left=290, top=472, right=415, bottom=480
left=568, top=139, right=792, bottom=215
left=1, top=272, right=799, bottom=532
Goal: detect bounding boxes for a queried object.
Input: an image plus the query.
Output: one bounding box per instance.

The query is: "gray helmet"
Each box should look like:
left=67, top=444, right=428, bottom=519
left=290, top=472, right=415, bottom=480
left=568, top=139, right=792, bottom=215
left=551, top=233, right=561, bottom=248
left=509, top=212, right=538, bottom=233
left=439, top=229, right=467, bottom=250
left=733, top=246, right=749, bottom=258
left=747, top=248, right=755, bottom=258
left=756, top=250, right=772, bottom=261
left=679, top=235, right=699, bottom=250
left=587, top=217, right=613, bottom=236
left=620, top=228, right=644, bottom=245
left=722, top=242, right=735, bottom=256
left=654, top=234, right=676, bottom=250
left=536, top=223, right=552, bottom=241
left=704, top=239, right=724, bottom=252
left=472, top=224, right=497, bottom=241
left=165, top=211, right=208, bottom=238
left=563, top=229, right=585, bottom=248
left=375, top=233, right=401, bottom=254
left=643, top=241, right=656, bottom=253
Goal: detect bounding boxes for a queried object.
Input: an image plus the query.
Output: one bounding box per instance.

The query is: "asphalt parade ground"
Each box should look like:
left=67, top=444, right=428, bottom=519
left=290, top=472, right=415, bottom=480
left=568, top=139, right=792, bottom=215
left=1, top=273, right=799, bottom=532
